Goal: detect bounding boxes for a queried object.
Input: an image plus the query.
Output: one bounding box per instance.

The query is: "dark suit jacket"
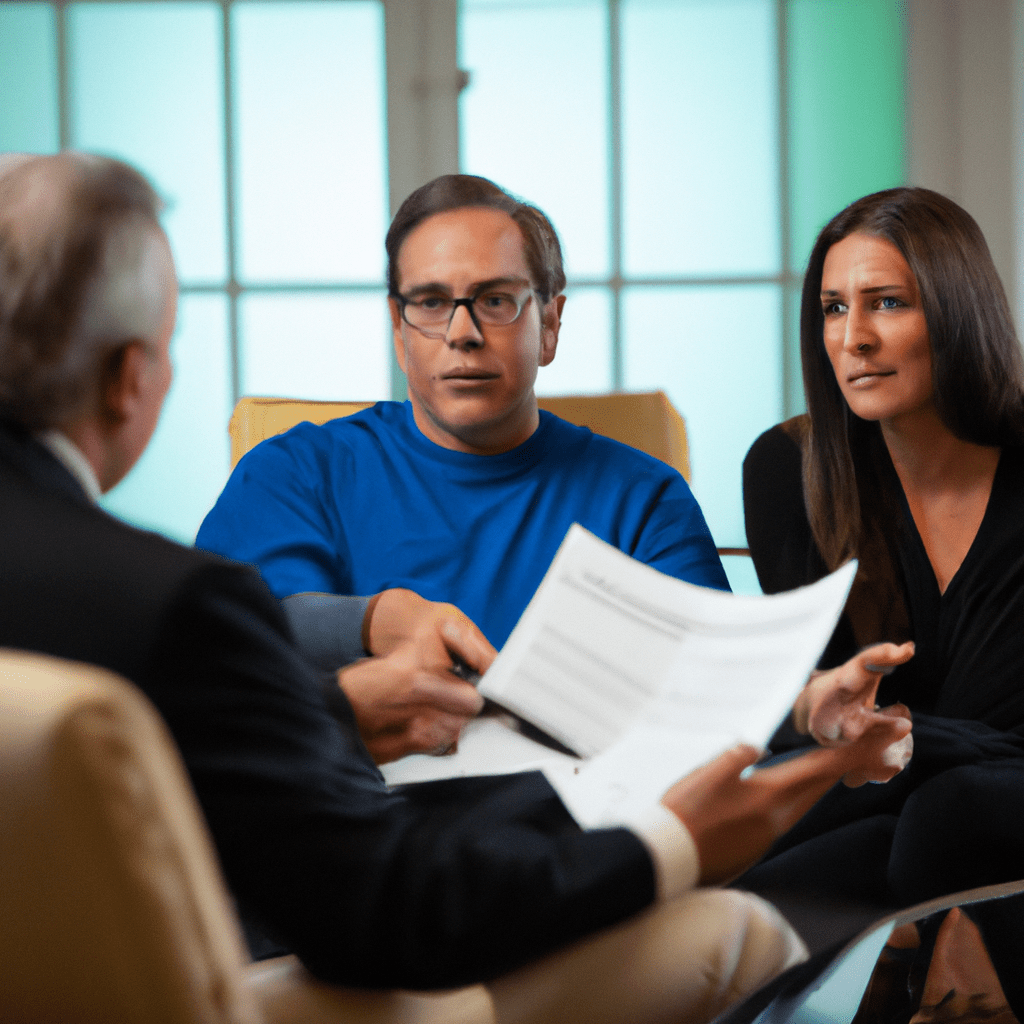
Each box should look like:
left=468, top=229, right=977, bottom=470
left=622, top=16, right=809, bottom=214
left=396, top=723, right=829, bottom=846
left=0, top=420, right=654, bottom=989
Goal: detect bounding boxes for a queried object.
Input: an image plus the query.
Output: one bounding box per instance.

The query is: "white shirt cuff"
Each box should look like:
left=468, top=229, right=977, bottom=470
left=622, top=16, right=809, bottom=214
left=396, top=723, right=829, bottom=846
left=624, top=804, right=700, bottom=900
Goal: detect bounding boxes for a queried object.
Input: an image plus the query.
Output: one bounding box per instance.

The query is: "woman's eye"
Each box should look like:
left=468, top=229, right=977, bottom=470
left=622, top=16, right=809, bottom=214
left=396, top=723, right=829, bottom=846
left=879, top=296, right=902, bottom=309
left=822, top=302, right=846, bottom=316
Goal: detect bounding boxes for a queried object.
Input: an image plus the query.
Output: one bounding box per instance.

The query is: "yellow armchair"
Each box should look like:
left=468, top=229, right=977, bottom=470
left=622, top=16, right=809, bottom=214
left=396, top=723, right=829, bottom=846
left=228, top=391, right=690, bottom=481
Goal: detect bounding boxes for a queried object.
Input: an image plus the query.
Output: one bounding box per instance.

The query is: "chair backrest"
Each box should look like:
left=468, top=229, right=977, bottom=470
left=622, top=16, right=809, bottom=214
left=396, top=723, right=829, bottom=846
left=228, top=392, right=691, bottom=481
left=0, top=649, right=260, bottom=1024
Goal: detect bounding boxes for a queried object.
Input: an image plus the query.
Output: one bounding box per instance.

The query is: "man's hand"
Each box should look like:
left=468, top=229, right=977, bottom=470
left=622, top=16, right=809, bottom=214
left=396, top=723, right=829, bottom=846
left=793, top=642, right=915, bottom=785
left=661, top=714, right=913, bottom=886
left=362, top=588, right=496, bottom=666
left=338, top=650, right=485, bottom=764
left=339, top=589, right=495, bottom=764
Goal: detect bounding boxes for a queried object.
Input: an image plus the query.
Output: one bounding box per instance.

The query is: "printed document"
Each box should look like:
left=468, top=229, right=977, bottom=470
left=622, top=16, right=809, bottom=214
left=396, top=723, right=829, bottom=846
left=384, top=524, right=856, bottom=828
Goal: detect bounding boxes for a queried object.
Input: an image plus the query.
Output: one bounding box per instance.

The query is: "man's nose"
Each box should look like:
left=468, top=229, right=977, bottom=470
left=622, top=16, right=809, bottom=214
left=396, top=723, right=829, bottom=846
left=445, top=301, right=484, bottom=348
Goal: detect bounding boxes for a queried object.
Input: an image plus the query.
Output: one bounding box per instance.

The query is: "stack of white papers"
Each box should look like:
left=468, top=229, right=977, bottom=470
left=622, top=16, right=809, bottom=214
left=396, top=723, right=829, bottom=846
left=383, top=525, right=856, bottom=829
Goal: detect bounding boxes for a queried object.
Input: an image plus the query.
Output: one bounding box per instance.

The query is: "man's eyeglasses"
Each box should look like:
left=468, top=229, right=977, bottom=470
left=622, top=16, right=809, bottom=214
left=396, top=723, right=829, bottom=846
left=394, top=288, right=534, bottom=338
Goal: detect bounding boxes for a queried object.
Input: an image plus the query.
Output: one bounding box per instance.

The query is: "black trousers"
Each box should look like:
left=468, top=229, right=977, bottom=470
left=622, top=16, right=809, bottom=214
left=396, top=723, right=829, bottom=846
left=740, top=715, right=1024, bottom=907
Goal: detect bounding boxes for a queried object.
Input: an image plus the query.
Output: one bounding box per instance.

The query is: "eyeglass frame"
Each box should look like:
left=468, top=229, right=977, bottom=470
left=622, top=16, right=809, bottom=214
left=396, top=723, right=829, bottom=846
left=391, top=281, right=538, bottom=339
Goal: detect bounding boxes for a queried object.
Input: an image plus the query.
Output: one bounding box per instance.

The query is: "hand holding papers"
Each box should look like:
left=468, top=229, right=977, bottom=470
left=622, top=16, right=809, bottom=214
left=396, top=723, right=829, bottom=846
left=479, top=525, right=857, bottom=826
left=384, top=525, right=859, bottom=829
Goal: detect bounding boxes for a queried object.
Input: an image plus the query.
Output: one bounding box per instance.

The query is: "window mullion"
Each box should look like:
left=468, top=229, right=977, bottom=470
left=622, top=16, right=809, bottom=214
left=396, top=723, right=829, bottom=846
left=608, top=0, right=623, bottom=390
left=384, top=0, right=460, bottom=399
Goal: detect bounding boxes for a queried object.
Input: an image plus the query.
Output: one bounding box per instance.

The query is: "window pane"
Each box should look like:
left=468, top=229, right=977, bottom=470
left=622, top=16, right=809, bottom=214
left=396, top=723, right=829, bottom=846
left=240, top=293, right=390, bottom=401
left=622, top=284, right=782, bottom=548
left=102, top=294, right=232, bottom=543
left=234, top=1, right=386, bottom=283
left=721, top=554, right=760, bottom=595
left=535, top=287, right=612, bottom=396
left=788, top=0, right=905, bottom=269
left=68, top=2, right=227, bottom=285
left=621, top=0, right=779, bottom=277
left=460, top=0, right=610, bottom=279
left=0, top=3, right=58, bottom=153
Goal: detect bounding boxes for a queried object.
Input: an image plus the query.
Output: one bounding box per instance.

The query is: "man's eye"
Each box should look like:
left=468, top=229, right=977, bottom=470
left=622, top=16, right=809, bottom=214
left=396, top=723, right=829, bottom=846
left=417, top=296, right=449, bottom=311
left=478, top=293, right=515, bottom=311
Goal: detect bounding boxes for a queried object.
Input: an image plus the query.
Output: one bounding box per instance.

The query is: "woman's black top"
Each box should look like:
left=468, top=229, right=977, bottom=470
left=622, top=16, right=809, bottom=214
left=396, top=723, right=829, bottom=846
left=743, top=418, right=1024, bottom=735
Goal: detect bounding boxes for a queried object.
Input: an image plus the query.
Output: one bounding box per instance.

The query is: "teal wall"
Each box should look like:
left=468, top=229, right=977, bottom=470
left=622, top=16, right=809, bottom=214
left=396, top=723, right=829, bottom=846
left=785, top=0, right=906, bottom=414
left=0, top=4, right=59, bottom=152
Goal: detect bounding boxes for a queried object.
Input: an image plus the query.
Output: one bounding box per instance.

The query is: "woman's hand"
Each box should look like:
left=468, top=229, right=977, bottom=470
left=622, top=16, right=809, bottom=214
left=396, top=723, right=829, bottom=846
left=792, top=641, right=915, bottom=786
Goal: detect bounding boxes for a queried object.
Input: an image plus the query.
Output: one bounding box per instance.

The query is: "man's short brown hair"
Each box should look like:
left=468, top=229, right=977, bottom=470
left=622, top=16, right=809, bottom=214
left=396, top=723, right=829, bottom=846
left=385, top=175, right=566, bottom=304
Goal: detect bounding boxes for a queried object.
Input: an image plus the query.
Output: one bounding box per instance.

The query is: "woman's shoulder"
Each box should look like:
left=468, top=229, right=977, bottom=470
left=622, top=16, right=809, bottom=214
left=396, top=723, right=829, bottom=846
left=745, top=415, right=808, bottom=468
left=743, top=416, right=808, bottom=503
left=742, top=416, right=821, bottom=591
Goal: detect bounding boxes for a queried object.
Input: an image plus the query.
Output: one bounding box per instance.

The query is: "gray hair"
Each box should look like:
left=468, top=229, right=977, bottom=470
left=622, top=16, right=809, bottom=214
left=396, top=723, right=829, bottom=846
left=0, top=152, right=169, bottom=428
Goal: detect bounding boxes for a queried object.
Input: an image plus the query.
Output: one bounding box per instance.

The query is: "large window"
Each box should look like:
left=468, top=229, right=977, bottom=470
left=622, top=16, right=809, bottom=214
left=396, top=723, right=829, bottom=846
left=1, top=0, right=389, bottom=541
left=1, top=0, right=904, bottom=585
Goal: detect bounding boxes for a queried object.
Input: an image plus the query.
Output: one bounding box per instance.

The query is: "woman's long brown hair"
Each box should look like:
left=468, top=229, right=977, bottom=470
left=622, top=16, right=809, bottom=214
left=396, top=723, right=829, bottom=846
left=800, top=187, right=1024, bottom=572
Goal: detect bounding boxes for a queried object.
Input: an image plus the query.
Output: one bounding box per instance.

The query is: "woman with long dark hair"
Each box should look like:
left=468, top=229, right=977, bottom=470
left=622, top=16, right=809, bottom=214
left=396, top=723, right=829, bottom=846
left=742, top=186, right=1024, bottom=907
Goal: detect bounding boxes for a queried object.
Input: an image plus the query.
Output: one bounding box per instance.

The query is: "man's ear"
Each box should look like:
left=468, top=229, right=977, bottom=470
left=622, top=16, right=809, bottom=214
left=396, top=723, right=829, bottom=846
left=99, top=341, right=147, bottom=425
left=539, top=294, right=565, bottom=368
left=389, top=297, right=408, bottom=373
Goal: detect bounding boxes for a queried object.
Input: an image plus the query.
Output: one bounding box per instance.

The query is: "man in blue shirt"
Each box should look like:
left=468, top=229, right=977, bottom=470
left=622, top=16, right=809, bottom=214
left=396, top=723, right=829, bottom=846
left=198, top=175, right=728, bottom=763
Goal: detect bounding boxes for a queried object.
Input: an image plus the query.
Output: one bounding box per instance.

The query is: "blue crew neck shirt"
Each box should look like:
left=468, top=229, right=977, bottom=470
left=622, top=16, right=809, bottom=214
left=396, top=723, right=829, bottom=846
left=197, top=401, right=728, bottom=649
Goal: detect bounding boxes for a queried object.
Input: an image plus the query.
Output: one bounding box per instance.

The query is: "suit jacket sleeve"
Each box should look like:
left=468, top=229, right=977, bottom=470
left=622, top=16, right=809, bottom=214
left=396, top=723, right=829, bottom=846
left=146, top=561, right=657, bottom=989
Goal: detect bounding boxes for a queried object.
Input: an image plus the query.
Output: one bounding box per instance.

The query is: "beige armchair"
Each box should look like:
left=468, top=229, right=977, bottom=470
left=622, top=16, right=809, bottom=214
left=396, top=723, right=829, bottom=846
left=0, top=648, right=492, bottom=1024
left=228, top=392, right=690, bottom=480
left=0, top=649, right=799, bottom=1023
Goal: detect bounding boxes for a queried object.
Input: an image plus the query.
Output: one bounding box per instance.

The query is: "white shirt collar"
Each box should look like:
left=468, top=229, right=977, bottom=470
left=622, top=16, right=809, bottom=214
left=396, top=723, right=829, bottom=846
left=35, top=430, right=102, bottom=503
